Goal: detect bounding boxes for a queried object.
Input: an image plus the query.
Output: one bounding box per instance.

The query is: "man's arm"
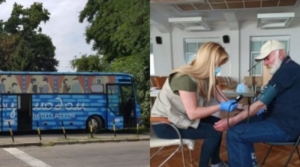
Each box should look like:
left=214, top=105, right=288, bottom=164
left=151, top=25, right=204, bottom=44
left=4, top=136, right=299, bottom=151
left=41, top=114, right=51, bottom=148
left=231, top=100, right=266, bottom=125
left=214, top=99, right=267, bottom=132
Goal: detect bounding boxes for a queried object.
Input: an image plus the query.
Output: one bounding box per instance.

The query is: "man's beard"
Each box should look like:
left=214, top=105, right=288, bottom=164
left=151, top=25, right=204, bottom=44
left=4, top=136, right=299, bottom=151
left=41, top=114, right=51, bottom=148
left=269, top=54, right=282, bottom=74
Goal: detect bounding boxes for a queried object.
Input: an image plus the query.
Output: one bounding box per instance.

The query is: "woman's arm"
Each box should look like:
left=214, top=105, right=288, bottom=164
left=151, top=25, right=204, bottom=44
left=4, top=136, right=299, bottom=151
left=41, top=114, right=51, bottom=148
left=214, top=85, right=229, bottom=103
left=179, top=90, right=220, bottom=120
left=214, top=85, right=245, bottom=109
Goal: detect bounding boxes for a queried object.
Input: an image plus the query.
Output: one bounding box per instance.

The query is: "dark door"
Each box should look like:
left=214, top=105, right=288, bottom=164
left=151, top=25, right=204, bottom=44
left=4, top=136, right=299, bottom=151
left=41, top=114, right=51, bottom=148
left=120, top=84, right=136, bottom=128
left=106, top=84, right=136, bottom=128
left=18, top=95, right=32, bottom=131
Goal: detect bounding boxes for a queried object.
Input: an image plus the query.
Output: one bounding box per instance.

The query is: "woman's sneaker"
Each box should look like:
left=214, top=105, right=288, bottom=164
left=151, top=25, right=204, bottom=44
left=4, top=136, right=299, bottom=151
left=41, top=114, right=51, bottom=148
left=211, top=161, right=229, bottom=167
left=218, top=162, right=229, bottom=167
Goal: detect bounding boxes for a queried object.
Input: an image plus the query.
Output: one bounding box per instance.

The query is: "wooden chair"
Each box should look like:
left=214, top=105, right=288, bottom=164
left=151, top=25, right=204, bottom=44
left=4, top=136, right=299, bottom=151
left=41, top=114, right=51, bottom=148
left=153, top=76, right=167, bottom=89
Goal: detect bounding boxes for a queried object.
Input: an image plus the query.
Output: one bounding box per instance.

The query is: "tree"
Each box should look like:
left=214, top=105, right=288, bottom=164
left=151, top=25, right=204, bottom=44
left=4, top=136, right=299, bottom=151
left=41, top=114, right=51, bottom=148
left=0, top=2, right=58, bottom=71
left=78, top=0, right=149, bottom=87
left=70, top=54, right=107, bottom=72
left=0, top=33, right=20, bottom=69
left=78, top=0, right=149, bottom=64
left=9, top=33, right=57, bottom=71
left=77, top=0, right=150, bottom=127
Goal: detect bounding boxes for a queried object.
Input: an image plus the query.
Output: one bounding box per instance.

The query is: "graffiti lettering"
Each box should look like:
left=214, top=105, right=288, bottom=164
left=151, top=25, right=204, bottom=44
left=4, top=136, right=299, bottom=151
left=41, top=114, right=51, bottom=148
left=33, top=97, right=86, bottom=111
left=10, top=108, right=16, bottom=118
left=0, top=97, right=86, bottom=111
left=33, top=113, right=75, bottom=118
left=0, top=102, right=14, bottom=108
left=0, top=97, right=85, bottom=119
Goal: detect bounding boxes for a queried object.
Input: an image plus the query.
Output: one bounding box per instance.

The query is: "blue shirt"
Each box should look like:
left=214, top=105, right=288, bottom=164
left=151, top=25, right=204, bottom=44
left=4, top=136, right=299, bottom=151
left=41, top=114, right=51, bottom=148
left=265, top=56, right=300, bottom=138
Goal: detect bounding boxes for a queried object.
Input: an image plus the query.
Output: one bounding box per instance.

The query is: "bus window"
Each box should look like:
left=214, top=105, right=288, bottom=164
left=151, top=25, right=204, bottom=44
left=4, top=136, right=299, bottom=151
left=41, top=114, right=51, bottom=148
left=107, top=85, right=121, bottom=116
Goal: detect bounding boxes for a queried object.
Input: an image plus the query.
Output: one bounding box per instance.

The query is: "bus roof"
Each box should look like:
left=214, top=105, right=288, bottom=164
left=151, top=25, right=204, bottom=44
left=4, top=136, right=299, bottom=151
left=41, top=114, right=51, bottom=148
left=0, top=71, right=134, bottom=77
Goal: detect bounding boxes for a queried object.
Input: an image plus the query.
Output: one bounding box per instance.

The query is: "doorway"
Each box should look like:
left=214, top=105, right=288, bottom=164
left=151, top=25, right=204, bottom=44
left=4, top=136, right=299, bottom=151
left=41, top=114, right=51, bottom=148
left=17, top=95, right=32, bottom=131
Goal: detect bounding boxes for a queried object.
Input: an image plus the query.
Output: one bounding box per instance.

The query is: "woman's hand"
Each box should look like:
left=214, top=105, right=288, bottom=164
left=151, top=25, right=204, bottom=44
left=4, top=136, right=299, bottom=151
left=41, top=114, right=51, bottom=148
left=219, top=100, right=238, bottom=112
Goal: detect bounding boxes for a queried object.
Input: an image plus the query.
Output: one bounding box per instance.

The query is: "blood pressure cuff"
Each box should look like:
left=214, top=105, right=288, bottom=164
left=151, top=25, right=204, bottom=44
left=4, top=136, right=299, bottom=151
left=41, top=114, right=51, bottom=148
left=257, top=84, right=278, bottom=105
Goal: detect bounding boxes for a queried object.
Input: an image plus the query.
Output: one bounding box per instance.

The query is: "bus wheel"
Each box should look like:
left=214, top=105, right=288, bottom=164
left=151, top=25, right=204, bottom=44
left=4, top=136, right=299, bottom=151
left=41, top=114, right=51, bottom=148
left=87, top=116, right=103, bottom=133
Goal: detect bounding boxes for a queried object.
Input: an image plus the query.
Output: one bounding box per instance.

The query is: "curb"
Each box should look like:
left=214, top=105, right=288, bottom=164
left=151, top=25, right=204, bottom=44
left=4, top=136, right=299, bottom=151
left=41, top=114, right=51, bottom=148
left=0, top=137, right=149, bottom=148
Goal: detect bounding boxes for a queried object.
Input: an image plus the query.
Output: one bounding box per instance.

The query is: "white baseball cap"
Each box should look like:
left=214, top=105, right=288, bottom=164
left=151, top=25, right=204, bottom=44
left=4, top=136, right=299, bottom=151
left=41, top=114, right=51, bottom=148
left=255, top=40, right=285, bottom=61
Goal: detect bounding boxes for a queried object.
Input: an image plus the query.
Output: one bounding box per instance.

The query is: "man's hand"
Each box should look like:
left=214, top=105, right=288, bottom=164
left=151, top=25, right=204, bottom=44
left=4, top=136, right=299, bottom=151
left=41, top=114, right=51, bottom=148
left=214, top=118, right=235, bottom=132
left=257, top=108, right=267, bottom=115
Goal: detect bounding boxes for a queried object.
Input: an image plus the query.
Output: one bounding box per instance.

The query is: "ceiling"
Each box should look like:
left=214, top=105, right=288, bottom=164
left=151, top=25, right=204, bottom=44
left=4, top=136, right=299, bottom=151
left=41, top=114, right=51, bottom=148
left=150, top=0, right=298, bottom=11
left=150, top=0, right=300, bottom=32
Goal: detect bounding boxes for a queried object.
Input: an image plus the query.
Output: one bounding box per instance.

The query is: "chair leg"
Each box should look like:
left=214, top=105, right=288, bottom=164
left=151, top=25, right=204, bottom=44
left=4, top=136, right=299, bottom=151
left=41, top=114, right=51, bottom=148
left=261, top=145, right=273, bottom=166
left=189, top=149, right=193, bottom=163
left=159, top=145, right=181, bottom=167
left=296, top=147, right=300, bottom=161
left=150, top=146, right=165, bottom=159
left=181, top=145, right=186, bottom=167
left=284, top=145, right=299, bottom=167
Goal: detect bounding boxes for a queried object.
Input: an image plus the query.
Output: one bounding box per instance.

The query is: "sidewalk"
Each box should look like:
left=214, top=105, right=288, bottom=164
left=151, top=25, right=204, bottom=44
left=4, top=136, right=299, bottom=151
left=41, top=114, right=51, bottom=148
left=0, top=132, right=150, bottom=148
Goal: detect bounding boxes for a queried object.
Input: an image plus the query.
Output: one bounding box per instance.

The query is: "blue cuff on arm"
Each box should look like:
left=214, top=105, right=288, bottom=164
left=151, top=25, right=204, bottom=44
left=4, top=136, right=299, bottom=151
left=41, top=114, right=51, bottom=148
left=257, top=84, right=278, bottom=105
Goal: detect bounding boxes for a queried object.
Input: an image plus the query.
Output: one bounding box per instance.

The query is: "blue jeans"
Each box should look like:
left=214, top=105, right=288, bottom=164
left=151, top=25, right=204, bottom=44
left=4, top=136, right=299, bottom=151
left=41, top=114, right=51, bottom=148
left=226, top=115, right=296, bottom=167
left=152, top=116, right=223, bottom=167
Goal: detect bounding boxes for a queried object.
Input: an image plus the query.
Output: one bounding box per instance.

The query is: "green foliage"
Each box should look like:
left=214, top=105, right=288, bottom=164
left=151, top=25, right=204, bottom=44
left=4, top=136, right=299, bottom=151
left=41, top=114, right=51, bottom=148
left=0, top=33, right=20, bottom=69
left=75, top=0, right=150, bottom=127
left=0, top=0, right=5, bottom=4
left=70, top=54, right=107, bottom=72
left=79, top=0, right=149, bottom=62
left=140, top=90, right=150, bottom=127
left=0, top=2, right=58, bottom=71
left=5, top=2, right=50, bottom=34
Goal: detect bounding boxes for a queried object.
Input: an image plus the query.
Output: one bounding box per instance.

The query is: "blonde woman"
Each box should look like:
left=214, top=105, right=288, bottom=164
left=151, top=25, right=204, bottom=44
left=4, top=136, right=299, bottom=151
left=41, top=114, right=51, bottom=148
left=151, top=42, right=238, bottom=167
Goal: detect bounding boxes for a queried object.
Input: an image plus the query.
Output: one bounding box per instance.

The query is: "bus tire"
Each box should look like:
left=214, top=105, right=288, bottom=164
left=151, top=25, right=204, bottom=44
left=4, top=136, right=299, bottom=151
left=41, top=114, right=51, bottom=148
left=87, top=115, right=103, bottom=134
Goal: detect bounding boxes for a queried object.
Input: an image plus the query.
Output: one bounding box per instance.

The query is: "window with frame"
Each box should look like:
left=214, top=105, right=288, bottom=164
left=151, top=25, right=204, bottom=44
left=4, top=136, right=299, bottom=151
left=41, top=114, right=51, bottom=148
left=184, top=38, right=220, bottom=64
left=250, top=36, right=290, bottom=76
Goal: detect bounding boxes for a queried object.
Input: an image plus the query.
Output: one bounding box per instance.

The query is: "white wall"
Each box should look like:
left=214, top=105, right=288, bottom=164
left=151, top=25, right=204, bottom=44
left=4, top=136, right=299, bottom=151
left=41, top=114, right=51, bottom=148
left=150, top=25, right=173, bottom=76
left=151, top=20, right=300, bottom=82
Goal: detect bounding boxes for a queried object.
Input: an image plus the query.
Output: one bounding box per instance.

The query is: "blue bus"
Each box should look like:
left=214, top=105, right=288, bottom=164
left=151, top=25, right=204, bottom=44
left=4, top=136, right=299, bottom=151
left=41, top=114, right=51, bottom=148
left=0, top=71, right=142, bottom=133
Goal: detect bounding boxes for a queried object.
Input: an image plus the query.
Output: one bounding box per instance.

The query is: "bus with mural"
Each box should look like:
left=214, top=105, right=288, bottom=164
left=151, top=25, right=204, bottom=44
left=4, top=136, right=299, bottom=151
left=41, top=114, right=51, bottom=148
left=0, top=71, right=141, bottom=133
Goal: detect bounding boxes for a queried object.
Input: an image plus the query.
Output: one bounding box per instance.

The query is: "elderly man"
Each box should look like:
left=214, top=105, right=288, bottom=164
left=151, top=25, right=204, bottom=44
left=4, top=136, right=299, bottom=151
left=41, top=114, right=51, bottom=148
left=214, top=40, right=300, bottom=167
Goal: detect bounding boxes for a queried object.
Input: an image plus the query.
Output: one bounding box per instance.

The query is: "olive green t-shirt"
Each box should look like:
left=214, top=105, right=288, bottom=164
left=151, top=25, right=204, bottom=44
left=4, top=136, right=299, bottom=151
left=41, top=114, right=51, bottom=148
left=169, top=73, right=197, bottom=95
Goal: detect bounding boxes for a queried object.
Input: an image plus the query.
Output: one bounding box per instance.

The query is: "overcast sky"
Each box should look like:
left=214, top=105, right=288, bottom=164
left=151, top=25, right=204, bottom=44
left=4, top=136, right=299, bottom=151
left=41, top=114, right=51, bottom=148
left=0, top=0, right=96, bottom=72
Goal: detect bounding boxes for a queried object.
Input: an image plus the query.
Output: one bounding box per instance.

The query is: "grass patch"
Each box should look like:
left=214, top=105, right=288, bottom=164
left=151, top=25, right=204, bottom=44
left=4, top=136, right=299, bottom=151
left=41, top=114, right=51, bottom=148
left=42, top=141, right=55, bottom=147
left=56, top=138, right=78, bottom=141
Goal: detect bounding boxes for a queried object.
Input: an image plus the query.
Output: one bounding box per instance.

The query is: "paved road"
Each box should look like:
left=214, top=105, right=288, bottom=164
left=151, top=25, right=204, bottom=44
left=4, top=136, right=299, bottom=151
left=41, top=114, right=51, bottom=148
left=0, top=141, right=149, bottom=167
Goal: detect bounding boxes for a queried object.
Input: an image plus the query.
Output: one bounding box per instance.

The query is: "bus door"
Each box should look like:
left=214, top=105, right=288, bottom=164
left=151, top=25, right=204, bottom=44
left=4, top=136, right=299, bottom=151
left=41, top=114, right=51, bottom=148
left=107, top=84, right=136, bottom=129
left=17, top=95, right=32, bottom=131
left=120, top=84, right=136, bottom=128
left=107, top=84, right=123, bottom=130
